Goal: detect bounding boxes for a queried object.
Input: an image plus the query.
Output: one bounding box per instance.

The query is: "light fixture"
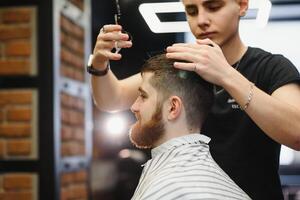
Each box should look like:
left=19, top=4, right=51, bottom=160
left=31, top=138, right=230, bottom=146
left=249, top=0, right=272, bottom=28
left=139, top=0, right=272, bottom=33
left=103, top=114, right=128, bottom=139
left=280, top=145, right=295, bottom=165
left=139, top=2, right=189, bottom=33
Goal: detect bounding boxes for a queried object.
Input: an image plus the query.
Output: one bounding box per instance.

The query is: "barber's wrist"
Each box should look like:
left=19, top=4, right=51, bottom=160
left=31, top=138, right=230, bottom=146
left=87, top=54, right=110, bottom=76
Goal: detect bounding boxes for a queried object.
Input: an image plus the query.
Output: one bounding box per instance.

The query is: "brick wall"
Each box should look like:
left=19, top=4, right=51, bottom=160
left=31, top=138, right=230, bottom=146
left=0, top=173, right=37, bottom=200
left=58, top=0, right=91, bottom=198
left=60, top=92, right=85, bottom=157
left=60, top=14, right=85, bottom=82
left=60, top=170, right=88, bottom=200
left=0, top=7, right=37, bottom=76
left=0, top=89, right=37, bottom=159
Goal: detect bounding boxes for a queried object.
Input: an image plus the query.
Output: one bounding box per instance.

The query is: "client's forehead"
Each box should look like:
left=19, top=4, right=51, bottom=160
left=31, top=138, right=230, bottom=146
left=141, top=73, right=156, bottom=92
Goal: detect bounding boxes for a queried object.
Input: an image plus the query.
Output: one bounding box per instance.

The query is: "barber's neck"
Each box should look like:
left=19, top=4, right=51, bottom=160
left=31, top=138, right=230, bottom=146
left=221, top=31, right=247, bottom=65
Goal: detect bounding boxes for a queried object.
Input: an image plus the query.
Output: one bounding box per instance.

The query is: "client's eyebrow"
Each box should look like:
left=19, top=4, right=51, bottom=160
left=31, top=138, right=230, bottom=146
left=138, top=87, right=148, bottom=96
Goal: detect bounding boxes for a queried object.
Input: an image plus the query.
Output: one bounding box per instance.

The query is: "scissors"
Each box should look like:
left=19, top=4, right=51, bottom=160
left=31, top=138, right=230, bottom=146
left=113, top=0, right=133, bottom=53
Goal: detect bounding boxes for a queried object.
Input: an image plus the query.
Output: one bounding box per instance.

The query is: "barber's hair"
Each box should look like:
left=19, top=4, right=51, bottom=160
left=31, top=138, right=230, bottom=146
left=141, top=54, right=214, bottom=129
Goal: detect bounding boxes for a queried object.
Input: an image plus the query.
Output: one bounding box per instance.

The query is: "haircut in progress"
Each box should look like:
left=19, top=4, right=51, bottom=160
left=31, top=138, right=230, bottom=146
left=141, top=54, right=214, bottom=129
left=130, top=54, right=250, bottom=200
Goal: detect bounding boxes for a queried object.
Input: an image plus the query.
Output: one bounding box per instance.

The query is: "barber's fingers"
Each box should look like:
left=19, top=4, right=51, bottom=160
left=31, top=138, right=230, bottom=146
left=173, top=62, right=203, bottom=74
left=95, top=40, right=132, bottom=50
left=93, top=43, right=122, bottom=60
left=95, top=40, right=114, bottom=50
left=98, top=24, right=130, bottom=43
left=98, top=31, right=129, bottom=42
left=100, top=24, right=122, bottom=33
left=167, top=45, right=197, bottom=54
left=196, top=38, right=221, bottom=50
left=196, top=38, right=213, bottom=45
left=93, top=49, right=122, bottom=61
left=168, top=42, right=201, bottom=49
left=166, top=51, right=200, bottom=63
left=167, top=43, right=213, bottom=55
left=114, top=40, right=132, bottom=49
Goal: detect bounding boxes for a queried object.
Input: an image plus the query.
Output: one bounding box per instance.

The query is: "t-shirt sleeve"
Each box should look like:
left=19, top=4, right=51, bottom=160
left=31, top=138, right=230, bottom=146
left=265, top=55, right=300, bottom=94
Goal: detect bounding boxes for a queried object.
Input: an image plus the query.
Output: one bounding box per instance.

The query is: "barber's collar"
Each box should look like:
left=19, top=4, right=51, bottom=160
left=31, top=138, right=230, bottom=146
left=151, top=133, right=211, bottom=158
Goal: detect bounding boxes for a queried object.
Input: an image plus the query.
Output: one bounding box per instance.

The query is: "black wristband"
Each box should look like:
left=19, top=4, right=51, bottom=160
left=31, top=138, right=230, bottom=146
left=87, top=64, right=110, bottom=76
left=86, top=54, right=110, bottom=76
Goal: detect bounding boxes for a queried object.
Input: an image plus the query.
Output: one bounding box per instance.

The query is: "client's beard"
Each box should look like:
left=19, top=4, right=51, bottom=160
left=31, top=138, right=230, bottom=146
left=129, top=105, right=165, bottom=149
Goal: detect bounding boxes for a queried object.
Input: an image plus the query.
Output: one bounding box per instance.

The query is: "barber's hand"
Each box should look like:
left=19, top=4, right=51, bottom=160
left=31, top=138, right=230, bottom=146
left=92, top=24, right=132, bottom=70
left=166, top=39, right=232, bottom=86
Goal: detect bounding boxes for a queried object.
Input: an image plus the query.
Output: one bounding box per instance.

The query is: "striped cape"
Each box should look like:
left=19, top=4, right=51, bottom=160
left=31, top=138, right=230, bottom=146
left=131, top=134, right=251, bottom=200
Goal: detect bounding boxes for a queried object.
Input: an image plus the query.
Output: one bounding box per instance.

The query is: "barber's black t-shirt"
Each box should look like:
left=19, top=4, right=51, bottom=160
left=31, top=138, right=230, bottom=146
left=202, top=47, right=300, bottom=200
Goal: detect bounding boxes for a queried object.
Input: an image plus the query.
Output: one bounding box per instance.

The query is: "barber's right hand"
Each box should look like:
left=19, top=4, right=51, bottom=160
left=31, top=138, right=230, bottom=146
left=92, top=24, right=132, bottom=70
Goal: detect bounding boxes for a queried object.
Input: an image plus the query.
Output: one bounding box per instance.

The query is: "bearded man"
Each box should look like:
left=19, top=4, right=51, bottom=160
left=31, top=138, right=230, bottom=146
left=129, top=54, right=250, bottom=200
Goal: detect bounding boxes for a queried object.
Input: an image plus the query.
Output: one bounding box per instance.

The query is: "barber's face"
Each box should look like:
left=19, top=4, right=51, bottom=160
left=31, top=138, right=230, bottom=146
left=130, top=73, right=165, bottom=149
left=182, top=0, right=247, bottom=46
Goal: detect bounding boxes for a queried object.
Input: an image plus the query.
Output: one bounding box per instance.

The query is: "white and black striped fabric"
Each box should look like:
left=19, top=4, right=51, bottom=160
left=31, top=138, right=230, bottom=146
left=131, top=134, right=251, bottom=200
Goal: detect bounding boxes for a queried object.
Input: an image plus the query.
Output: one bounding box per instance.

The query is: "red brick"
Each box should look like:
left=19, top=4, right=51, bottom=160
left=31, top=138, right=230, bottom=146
left=5, top=40, right=31, bottom=57
left=73, top=128, right=84, bottom=141
left=61, top=108, right=70, bottom=124
left=0, top=99, right=5, bottom=107
left=6, top=140, right=31, bottom=156
left=0, top=111, right=4, bottom=121
left=61, top=172, right=74, bottom=186
left=0, top=124, right=31, bottom=137
left=6, top=107, right=32, bottom=121
left=62, top=109, right=84, bottom=126
left=0, top=25, right=31, bottom=40
left=0, top=192, right=32, bottom=200
left=69, top=184, right=87, bottom=199
left=0, top=90, right=32, bottom=105
left=60, top=16, right=84, bottom=39
left=60, top=188, right=70, bottom=200
left=2, top=9, right=31, bottom=24
left=68, top=110, right=76, bottom=125
left=61, top=142, right=85, bottom=156
left=60, top=47, right=84, bottom=69
left=0, top=45, right=3, bottom=57
left=3, top=174, right=32, bottom=190
left=0, top=140, right=5, bottom=158
left=62, top=94, right=85, bottom=111
left=74, top=98, right=85, bottom=111
left=60, top=47, right=73, bottom=65
left=70, top=110, right=84, bottom=126
left=78, top=143, right=85, bottom=155
left=61, top=142, right=73, bottom=156
left=61, top=32, right=84, bottom=56
left=61, top=125, right=73, bottom=141
left=61, top=170, right=87, bottom=185
left=60, top=92, right=70, bottom=108
left=73, top=25, right=84, bottom=40
left=74, top=170, right=87, bottom=183
left=60, top=64, right=76, bottom=79
left=74, top=69, right=85, bottom=82
left=0, top=60, right=31, bottom=75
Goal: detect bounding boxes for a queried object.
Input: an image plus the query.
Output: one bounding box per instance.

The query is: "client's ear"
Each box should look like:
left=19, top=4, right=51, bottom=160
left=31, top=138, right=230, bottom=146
left=167, top=96, right=182, bottom=121
left=239, top=0, right=249, bottom=17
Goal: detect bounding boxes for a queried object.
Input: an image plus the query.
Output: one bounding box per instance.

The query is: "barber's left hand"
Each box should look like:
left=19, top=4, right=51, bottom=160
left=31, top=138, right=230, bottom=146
left=166, top=38, right=233, bottom=86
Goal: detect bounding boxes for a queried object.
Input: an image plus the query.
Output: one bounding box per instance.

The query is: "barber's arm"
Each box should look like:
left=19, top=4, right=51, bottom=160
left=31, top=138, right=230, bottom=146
left=166, top=39, right=300, bottom=150
left=224, top=72, right=300, bottom=151
left=90, top=24, right=141, bottom=112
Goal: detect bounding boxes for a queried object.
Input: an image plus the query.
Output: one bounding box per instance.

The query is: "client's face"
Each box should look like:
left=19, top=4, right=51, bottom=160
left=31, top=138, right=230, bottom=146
left=129, top=73, right=165, bottom=149
left=129, top=103, right=165, bottom=149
